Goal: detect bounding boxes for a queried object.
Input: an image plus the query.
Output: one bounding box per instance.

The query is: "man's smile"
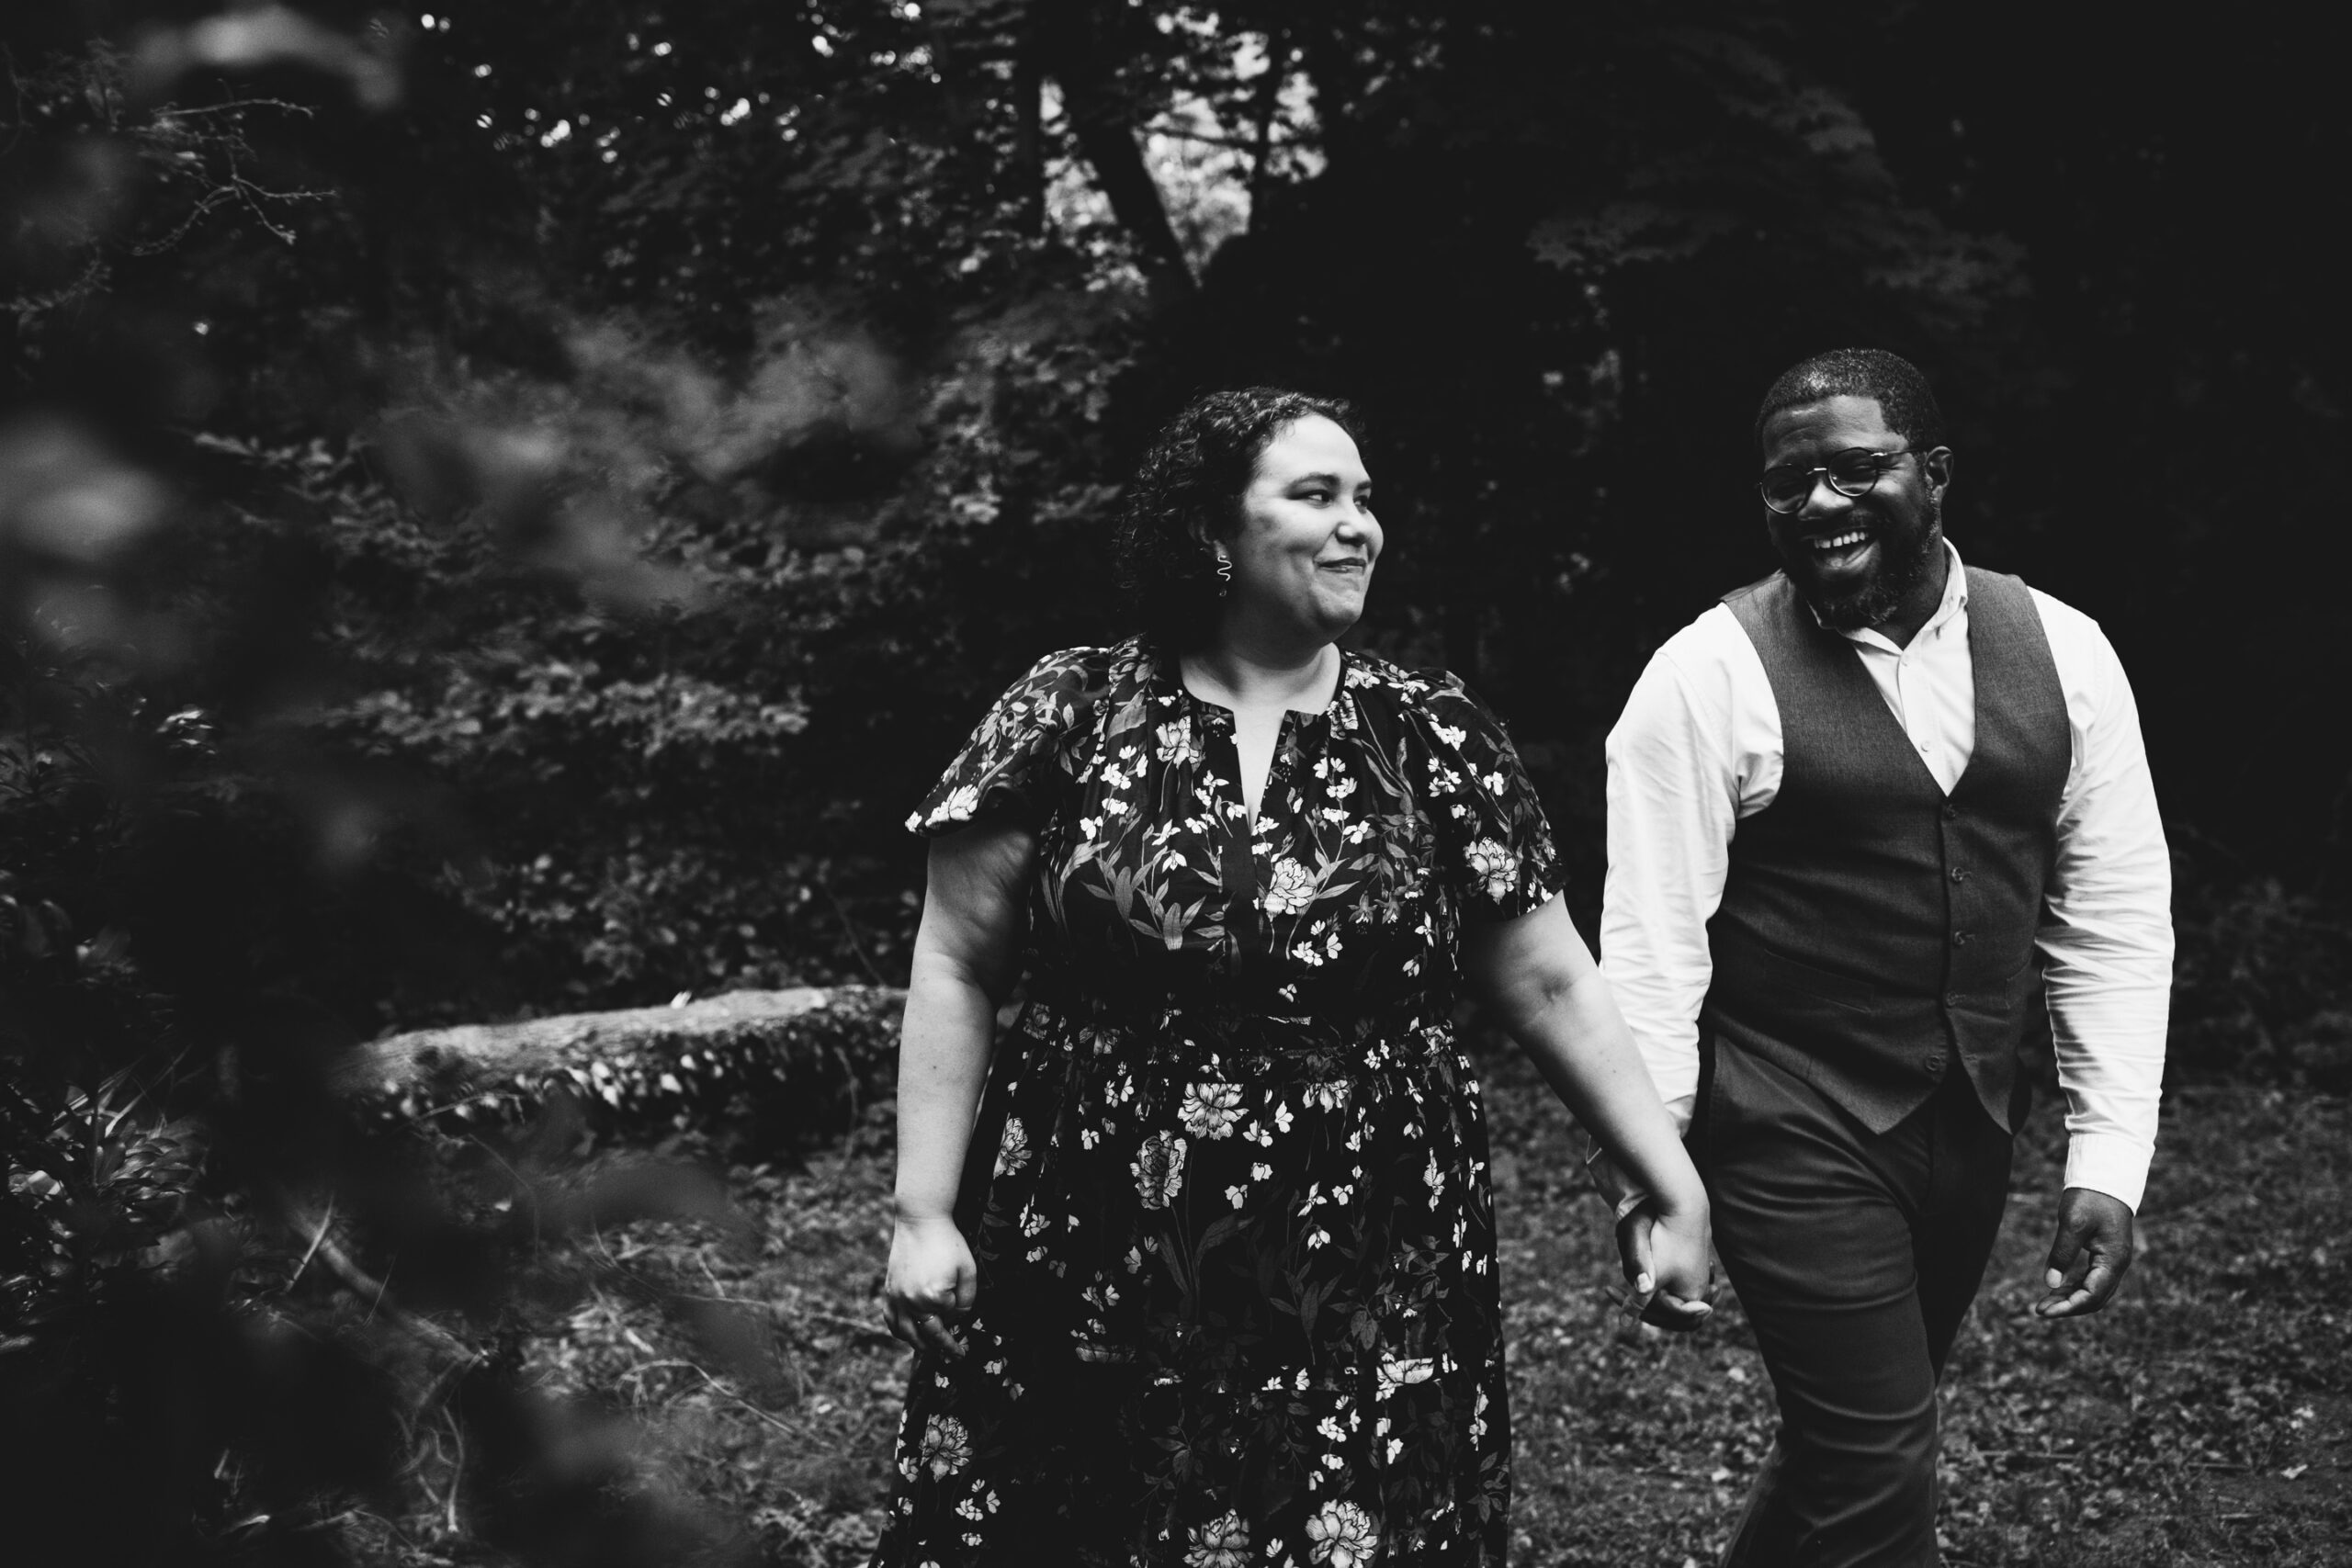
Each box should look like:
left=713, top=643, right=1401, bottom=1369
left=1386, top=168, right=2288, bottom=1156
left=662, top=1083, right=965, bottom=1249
left=1801, top=525, right=1878, bottom=582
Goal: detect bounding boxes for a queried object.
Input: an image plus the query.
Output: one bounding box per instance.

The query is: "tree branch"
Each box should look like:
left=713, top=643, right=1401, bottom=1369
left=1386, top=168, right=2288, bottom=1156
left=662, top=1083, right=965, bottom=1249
left=1247, top=28, right=1289, bottom=214
left=1012, top=13, right=1045, bottom=236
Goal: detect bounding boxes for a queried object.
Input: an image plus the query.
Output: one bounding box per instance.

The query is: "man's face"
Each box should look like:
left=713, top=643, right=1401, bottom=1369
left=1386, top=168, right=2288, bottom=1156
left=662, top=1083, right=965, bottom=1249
left=1758, top=394, right=1951, bottom=633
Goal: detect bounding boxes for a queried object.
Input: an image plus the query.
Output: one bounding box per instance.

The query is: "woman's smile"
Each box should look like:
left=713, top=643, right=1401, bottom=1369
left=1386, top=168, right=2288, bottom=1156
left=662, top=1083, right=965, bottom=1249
left=1223, top=413, right=1384, bottom=646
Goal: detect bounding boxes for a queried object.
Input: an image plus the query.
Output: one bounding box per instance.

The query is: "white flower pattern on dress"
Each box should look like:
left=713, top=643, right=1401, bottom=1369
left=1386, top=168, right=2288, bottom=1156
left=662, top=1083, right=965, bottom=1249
left=1157, top=719, right=1204, bottom=767
left=880, top=641, right=1555, bottom=1567
left=1304, top=1499, right=1381, bottom=1566
left=1464, top=836, right=1517, bottom=905
left=920, top=1415, right=972, bottom=1479
left=1184, top=1510, right=1251, bottom=1568
left=1181, top=1081, right=1245, bottom=1139
left=1375, top=1356, right=1435, bottom=1400
left=1262, top=857, right=1317, bottom=915
left=926, top=783, right=980, bottom=828
left=1133, top=1129, right=1188, bottom=1210
left=993, top=1116, right=1030, bottom=1177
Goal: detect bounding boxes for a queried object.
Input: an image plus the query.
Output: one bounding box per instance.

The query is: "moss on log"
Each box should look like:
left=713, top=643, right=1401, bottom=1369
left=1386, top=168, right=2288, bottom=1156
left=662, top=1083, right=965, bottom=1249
left=347, top=986, right=905, bottom=1142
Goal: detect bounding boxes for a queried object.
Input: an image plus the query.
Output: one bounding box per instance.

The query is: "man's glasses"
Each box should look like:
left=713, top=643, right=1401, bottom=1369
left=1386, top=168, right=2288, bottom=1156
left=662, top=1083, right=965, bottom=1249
left=1757, top=447, right=1914, bottom=514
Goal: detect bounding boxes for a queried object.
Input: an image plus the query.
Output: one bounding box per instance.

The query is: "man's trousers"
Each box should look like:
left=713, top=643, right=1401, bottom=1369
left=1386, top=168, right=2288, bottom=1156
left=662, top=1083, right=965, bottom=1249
left=1694, top=1036, right=2018, bottom=1568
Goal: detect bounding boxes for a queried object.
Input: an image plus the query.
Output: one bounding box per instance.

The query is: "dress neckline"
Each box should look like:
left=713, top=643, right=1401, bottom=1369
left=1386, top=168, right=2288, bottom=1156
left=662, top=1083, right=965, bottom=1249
left=1154, top=642, right=1359, bottom=735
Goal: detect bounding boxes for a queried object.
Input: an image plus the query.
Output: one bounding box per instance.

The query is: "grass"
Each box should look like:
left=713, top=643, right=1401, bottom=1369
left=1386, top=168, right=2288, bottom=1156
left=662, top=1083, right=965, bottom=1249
left=362, top=1051, right=2351, bottom=1566
left=1484, top=1057, right=2352, bottom=1566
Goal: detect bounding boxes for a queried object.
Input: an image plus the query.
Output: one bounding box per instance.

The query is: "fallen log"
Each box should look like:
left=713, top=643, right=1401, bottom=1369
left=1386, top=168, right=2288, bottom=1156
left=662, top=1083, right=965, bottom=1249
left=345, top=986, right=905, bottom=1143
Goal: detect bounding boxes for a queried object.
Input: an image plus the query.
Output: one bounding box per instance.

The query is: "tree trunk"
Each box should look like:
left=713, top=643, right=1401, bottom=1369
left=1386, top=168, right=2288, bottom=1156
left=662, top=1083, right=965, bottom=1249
left=1029, top=0, right=1196, bottom=300
left=1247, top=27, right=1289, bottom=217
left=1012, top=13, right=1046, bottom=236
left=343, top=987, right=904, bottom=1142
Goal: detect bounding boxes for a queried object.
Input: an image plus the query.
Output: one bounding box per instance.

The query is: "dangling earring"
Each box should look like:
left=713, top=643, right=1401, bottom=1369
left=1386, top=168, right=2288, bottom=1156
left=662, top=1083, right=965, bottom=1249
left=1214, top=550, right=1233, bottom=596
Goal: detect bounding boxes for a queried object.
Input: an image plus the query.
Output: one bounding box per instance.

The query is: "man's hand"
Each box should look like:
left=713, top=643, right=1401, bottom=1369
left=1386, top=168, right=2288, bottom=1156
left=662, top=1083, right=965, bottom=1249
left=2036, top=1187, right=2135, bottom=1318
left=1617, top=1203, right=1713, bottom=1332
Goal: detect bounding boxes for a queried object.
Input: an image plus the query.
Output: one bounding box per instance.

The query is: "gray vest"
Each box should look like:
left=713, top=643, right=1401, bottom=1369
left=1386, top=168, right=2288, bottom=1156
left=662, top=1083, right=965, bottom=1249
left=1702, top=566, right=2071, bottom=1134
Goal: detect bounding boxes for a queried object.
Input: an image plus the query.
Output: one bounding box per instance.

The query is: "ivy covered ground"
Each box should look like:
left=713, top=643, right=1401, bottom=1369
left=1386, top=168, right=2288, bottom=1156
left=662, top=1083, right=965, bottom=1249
left=388, top=1053, right=2350, bottom=1568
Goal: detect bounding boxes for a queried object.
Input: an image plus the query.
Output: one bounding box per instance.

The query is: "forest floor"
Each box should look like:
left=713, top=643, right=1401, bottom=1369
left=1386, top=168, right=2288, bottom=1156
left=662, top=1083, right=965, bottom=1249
left=379, top=1053, right=2351, bottom=1567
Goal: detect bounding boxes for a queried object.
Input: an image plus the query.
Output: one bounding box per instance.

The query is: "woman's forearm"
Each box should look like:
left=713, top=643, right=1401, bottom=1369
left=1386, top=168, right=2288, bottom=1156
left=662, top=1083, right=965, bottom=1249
left=1511, top=971, right=1707, bottom=1218
left=891, top=821, right=1035, bottom=1225
left=892, top=951, right=1001, bottom=1223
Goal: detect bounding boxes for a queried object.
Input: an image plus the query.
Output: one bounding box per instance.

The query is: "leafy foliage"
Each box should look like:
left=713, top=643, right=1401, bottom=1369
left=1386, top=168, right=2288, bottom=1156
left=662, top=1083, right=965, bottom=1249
left=3, top=1, right=2346, bottom=1561
left=2168, top=863, right=2352, bottom=1091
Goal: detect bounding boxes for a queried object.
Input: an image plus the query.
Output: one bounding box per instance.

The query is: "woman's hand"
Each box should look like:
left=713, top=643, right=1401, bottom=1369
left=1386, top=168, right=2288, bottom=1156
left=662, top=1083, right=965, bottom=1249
left=1617, top=1199, right=1713, bottom=1332
left=1467, top=896, right=1715, bottom=1333
left=883, top=1208, right=978, bottom=1358
left=883, top=821, right=1033, bottom=1360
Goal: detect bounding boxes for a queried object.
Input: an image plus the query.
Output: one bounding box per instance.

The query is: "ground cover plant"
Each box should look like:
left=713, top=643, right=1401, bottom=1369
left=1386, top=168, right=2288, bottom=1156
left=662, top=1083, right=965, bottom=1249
left=330, top=1046, right=2345, bottom=1567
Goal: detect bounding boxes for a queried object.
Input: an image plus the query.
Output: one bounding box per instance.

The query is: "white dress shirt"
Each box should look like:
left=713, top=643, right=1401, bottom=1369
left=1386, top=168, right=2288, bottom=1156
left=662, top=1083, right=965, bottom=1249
left=1601, top=541, right=2173, bottom=1209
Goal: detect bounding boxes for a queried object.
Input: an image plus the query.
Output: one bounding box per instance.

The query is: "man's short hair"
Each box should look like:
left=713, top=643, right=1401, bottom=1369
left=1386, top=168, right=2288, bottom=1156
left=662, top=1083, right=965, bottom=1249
left=1754, top=348, right=1947, bottom=453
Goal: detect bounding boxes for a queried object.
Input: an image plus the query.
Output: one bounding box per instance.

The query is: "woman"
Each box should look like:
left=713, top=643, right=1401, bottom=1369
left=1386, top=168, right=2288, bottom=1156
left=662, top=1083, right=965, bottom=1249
left=874, top=389, right=1709, bottom=1566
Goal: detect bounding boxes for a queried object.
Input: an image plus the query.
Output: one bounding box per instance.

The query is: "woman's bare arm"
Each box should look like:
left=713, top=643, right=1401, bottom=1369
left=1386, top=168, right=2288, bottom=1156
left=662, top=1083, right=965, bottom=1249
left=883, top=818, right=1035, bottom=1354
left=1465, top=894, right=1713, bottom=1328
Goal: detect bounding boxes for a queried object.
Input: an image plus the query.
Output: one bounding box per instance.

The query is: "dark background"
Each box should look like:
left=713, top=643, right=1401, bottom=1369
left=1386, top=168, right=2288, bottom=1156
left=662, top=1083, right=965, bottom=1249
left=4, top=2, right=2346, bottom=1560
left=10, top=4, right=2347, bottom=1012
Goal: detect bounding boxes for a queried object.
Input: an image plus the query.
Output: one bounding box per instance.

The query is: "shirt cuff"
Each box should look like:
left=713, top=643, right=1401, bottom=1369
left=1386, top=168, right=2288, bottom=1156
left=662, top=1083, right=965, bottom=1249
left=1661, top=1089, right=1696, bottom=1139
left=2062, top=1131, right=2153, bottom=1213
left=1582, top=1144, right=1653, bottom=1224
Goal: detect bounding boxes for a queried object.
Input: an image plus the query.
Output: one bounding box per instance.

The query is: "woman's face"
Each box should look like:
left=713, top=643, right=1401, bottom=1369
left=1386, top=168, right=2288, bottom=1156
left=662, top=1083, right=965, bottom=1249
left=1219, top=414, right=1382, bottom=647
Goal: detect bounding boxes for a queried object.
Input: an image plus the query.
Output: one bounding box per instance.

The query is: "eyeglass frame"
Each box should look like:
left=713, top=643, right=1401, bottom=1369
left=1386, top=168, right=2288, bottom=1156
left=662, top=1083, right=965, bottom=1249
left=1755, top=446, right=1922, bottom=514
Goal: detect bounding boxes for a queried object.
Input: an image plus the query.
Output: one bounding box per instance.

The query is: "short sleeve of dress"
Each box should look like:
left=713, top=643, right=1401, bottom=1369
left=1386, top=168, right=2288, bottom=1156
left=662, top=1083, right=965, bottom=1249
left=1417, top=671, right=1565, bottom=921
left=906, top=648, right=1108, bottom=838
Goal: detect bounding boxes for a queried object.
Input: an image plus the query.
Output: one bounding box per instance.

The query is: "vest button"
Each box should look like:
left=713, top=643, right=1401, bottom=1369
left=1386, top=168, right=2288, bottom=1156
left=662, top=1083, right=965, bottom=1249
left=1952, top=931, right=1972, bottom=947
left=1926, top=1054, right=1947, bottom=1077
left=1941, top=806, right=1960, bottom=822
left=1949, top=866, right=1967, bottom=884
left=1942, top=991, right=1960, bottom=1009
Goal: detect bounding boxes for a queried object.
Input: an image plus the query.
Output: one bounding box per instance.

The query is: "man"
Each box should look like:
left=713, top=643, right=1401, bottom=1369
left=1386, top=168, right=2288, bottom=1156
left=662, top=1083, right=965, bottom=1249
left=1598, top=348, right=2173, bottom=1566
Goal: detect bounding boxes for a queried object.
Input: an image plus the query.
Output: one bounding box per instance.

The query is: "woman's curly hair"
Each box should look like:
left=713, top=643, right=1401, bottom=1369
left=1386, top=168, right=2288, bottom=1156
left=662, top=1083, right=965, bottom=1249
left=1113, top=388, right=1364, bottom=650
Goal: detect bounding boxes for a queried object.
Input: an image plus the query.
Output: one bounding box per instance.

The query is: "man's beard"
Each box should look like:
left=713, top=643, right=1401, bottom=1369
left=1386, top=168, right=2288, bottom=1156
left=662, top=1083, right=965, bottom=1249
left=1802, top=500, right=1940, bottom=632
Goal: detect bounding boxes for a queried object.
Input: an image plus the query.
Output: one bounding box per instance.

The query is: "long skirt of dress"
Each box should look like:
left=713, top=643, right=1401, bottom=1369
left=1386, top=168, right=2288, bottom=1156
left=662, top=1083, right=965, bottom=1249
left=870, top=1000, right=1512, bottom=1568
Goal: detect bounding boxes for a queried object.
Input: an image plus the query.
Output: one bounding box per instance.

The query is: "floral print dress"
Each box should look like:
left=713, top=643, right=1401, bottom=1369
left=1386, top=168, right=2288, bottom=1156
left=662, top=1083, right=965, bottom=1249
left=875, top=637, right=1562, bottom=1568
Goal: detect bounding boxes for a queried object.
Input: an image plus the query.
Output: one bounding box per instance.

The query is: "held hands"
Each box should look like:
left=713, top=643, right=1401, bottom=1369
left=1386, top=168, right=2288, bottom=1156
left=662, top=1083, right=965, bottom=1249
left=883, top=1208, right=978, bottom=1357
left=2036, top=1186, right=2136, bottom=1318
left=1588, top=1142, right=1713, bottom=1332
left=1616, top=1200, right=1714, bottom=1332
